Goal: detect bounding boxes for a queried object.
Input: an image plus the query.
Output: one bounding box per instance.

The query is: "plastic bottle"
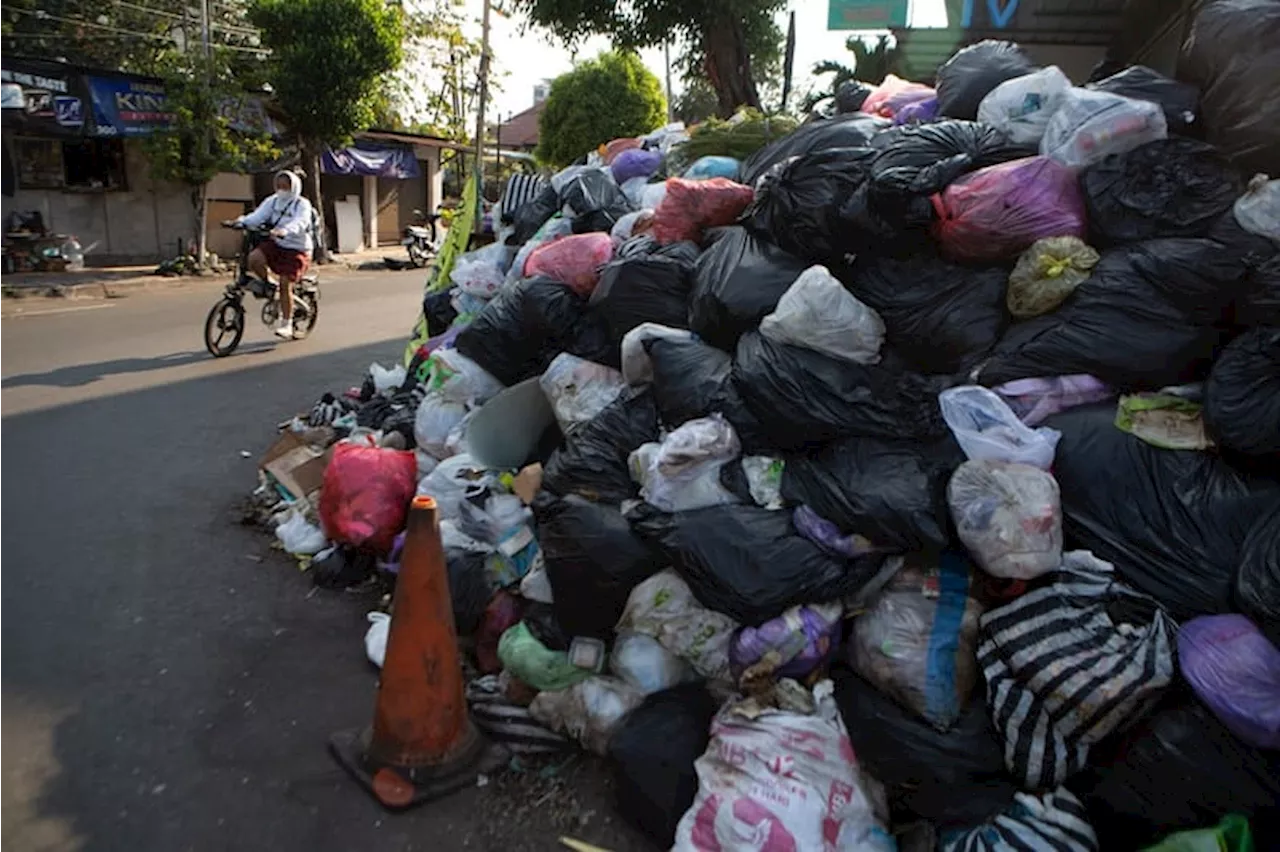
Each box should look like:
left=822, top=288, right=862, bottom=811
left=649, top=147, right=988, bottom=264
left=61, top=237, right=85, bottom=271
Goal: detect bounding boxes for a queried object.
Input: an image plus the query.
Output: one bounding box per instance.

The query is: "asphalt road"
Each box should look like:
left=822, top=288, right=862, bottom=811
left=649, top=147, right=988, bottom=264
left=1, top=270, right=653, bottom=852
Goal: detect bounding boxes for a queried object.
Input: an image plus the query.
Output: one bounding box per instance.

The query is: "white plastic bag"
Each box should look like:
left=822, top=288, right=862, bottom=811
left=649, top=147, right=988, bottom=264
left=414, top=392, right=467, bottom=460
left=742, top=456, right=785, bottom=510
left=759, top=265, right=885, bottom=364
left=450, top=248, right=506, bottom=300
left=1234, top=174, right=1279, bottom=242
left=940, top=385, right=1061, bottom=470
left=610, top=631, right=692, bottom=695
left=949, top=460, right=1062, bottom=581
left=275, top=509, right=328, bottom=555
left=611, top=209, right=653, bottom=240
left=416, top=454, right=494, bottom=521
left=620, top=323, right=696, bottom=386
left=1040, top=88, right=1167, bottom=170
left=368, top=362, right=406, bottom=395
left=634, top=414, right=742, bottom=513
left=364, top=611, right=390, bottom=667
left=425, top=348, right=505, bottom=406
left=519, top=558, right=555, bottom=603
left=977, top=66, right=1072, bottom=146
left=528, top=676, right=644, bottom=755
left=618, top=570, right=739, bottom=684
left=539, top=353, right=627, bottom=435
left=414, top=449, right=439, bottom=482
left=673, top=680, right=896, bottom=852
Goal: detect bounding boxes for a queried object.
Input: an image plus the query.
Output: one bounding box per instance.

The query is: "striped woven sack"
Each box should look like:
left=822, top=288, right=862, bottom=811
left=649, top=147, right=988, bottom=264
left=466, top=674, right=569, bottom=755
left=941, top=788, right=1098, bottom=852
left=977, top=550, right=1175, bottom=789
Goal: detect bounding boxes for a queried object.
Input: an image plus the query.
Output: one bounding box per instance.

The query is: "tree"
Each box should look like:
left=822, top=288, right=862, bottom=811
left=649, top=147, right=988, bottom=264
left=144, top=52, right=278, bottom=266
left=535, top=51, right=666, bottom=167
left=510, top=0, right=783, bottom=119
left=249, top=0, right=403, bottom=258
left=802, top=34, right=901, bottom=112
left=674, top=79, right=720, bottom=126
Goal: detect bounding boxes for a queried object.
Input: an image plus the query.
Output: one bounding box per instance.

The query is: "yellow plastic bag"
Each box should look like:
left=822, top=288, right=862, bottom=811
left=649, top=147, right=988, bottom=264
left=1007, top=236, right=1100, bottom=319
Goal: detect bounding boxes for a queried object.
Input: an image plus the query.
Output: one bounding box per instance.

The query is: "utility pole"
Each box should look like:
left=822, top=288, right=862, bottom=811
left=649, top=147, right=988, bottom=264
left=664, top=40, right=673, bottom=123
left=473, top=0, right=492, bottom=235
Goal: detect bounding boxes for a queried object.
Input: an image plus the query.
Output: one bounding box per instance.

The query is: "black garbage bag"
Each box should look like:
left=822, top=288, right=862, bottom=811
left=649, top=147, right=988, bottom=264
left=935, top=40, right=1038, bottom=121
left=589, top=249, right=695, bottom=344
left=512, top=184, right=560, bottom=245
left=542, top=388, right=660, bottom=503
left=608, top=684, right=719, bottom=847
left=1086, top=65, right=1200, bottom=136
left=744, top=147, right=877, bottom=264
left=424, top=287, right=459, bottom=337
left=1237, top=501, right=1280, bottom=645
left=1234, top=252, right=1280, bottom=328
left=1204, top=327, right=1280, bottom=458
left=522, top=601, right=571, bottom=651
left=1081, top=138, right=1243, bottom=246
left=628, top=502, right=886, bottom=625
left=831, top=667, right=1019, bottom=828
left=741, top=113, right=890, bottom=185
left=560, top=168, right=634, bottom=234
left=687, top=227, right=811, bottom=351
left=847, top=252, right=1008, bottom=376
left=867, top=120, right=1032, bottom=196
left=780, top=436, right=961, bottom=552
left=1068, top=693, right=1280, bottom=850
left=1045, top=403, right=1280, bottom=620
left=643, top=335, right=771, bottom=450
left=977, top=238, right=1256, bottom=390
left=446, top=548, right=493, bottom=636
left=1178, top=0, right=1280, bottom=177
left=835, top=80, right=873, bottom=113
left=733, top=331, right=950, bottom=450
left=534, top=493, right=666, bottom=640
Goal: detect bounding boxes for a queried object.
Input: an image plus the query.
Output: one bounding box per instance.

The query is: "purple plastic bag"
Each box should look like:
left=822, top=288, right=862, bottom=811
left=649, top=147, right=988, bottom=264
left=793, top=505, right=879, bottom=559
left=992, top=375, right=1114, bottom=426
left=1178, top=614, right=1280, bottom=750
left=729, top=601, right=843, bottom=682
left=611, top=148, right=663, bottom=185
left=883, top=87, right=936, bottom=121
left=894, top=97, right=939, bottom=126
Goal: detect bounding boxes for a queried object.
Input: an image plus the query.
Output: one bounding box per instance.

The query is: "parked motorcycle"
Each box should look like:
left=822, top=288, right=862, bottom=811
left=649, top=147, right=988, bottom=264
left=403, top=208, right=444, bottom=267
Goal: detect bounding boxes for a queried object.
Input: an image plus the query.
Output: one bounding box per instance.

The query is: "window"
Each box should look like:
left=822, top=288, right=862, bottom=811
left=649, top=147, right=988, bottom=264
left=15, top=138, right=62, bottom=189
left=62, top=138, right=127, bottom=190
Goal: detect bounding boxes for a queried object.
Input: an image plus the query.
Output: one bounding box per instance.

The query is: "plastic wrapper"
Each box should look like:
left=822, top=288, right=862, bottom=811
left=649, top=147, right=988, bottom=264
left=729, top=601, right=842, bottom=684
left=651, top=177, right=754, bottom=246
left=1082, top=138, right=1243, bottom=246
left=682, top=156, right=741, bottom=181
left=589, top=248, right=693, bottom=345
left=369, top=362, right=406, bottom=395
left=949, top=460, right=1062, bottom=580
left=522, top=232, right=615, bottom=297
left=847, top=250, right=1008, bottom=375
left=991, top=375, right=1113, bottom=426
left=741, top=456, right=783, bottom=510
left=1040, top=88, right=1168, bottom=170
left=863, top=74, right=934, bottom=118
left=977, top=65, right=1072, bottom=146
left=611, top=148, right=662, bottom=184
left=609, top=684, right=719, bottom=847
left=1086, top=65, right=1199, bottom=136
left=674, top=681, right=895, bottom=852
left=935, top=40, right=1038, bottom=120
left=1047, top=403, right=1280, bottom=620
left=1204, top=327, right=1280, bottom=457
left=450, top=243, right=507, bottom=299
left=1234, top=175, right=1279, bottom=242
left=1006, top=236, right=1099, bottom=318
left=932, top=156, right=1087, bottom=262
left=628, top=502, right=886, bottom=627
left=424, top=348, right=504, bottom=405
left=528, top=676, right=644, bottom=756
left=1115, top=392, right=1211, bottom=451
left=318, top=444, right=416, bottom=554
left=618, top=570, right=739, bottom=683
left=939, top=789, right=1098, bottom=852
left=633, top=415, right=741, bottom=513
left=687, top=227, right=810, bottom=352
left=741, top=114, right=888, bottom=185
left=534, top=493, right=664, bottom=640
left=979, top=551, right=1176, bottom=789
left=610, top=631, right=692, bottom=695
left=781, top=435, right=957, bottom=552
left=851, top=552, right=983, bottom=732
left=415, top=453, right=495, bottom=521
left=1238, top=503, right=1280, bottom=645
left=497, top=621, right=591, bottom=692
left=940, top=385, right=1061, bottom=469
left=457, top=496, right=539, bottom=587
left=759, top=265, right=884, bottom=364
left=542, top=387, right=658, bottom=503
left=1177, top=614, right=1280, bottom=749
left=413, top=393, right=466, bottom=459
left=539, top=353, right=626, bottom=436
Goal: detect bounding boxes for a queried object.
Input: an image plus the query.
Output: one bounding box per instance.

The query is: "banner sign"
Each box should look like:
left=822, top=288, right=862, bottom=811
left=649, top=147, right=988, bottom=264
left=0, top=61, right=88, bottom=137
left=828, top=0, right=909, bottom=29
left=322, top=143, right=421, bottom=179
left=87, top=75, right=172, bottom=137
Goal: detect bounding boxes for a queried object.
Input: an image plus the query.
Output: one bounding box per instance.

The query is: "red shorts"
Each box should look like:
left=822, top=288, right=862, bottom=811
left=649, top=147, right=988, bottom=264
left=260, top=239, right=310, bottom=280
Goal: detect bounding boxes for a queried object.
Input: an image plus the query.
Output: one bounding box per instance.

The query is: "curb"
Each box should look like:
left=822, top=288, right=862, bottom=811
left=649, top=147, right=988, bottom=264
left=2, top=277, right=192, bottom=301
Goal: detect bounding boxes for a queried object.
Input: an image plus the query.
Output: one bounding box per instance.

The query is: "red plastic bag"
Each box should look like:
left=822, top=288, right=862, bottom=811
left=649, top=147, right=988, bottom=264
left=931, top=156, right=1087, bottom=263
left=651, top=177, right=754, bottom=245
left=319, top=443, right=417, bottom=554
left=523, top=232, right=615, bottom=297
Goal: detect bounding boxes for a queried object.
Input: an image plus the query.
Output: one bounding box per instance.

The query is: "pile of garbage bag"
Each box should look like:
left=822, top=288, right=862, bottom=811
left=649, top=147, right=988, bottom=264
left=252, top=23, right=1280, bottom=851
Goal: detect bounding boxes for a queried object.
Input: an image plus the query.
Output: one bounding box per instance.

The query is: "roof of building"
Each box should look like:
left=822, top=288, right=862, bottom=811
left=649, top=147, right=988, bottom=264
left=495, top=101, right=545, bottom=149
left=360, top=129, right=472, bottom=151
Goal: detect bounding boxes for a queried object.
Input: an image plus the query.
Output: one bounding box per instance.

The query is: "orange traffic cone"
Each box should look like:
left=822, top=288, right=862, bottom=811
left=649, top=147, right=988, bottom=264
left=330, top=495, right=506, bottom=809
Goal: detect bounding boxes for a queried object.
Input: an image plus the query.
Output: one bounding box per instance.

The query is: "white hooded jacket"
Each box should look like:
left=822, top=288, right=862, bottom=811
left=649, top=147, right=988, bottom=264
left=237, top=170, right=315, bottom=253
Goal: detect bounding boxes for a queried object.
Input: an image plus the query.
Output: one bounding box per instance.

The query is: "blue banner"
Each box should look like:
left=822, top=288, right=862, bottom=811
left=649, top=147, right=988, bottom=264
left=87, top=76, right=172, bottom=137
left=321, top=143, right=420, bottom=179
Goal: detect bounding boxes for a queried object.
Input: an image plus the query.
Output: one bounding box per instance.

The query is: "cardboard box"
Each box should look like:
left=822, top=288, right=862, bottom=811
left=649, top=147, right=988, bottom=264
left=260, top=432, right=332, bottom=506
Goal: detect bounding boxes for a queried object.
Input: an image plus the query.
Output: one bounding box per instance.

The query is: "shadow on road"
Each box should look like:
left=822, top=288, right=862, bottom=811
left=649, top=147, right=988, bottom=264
left=3, top=345, right=277, bottom=388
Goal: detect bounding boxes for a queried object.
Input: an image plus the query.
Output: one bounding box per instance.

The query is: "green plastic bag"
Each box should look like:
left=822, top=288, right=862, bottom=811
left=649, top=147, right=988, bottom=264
left=1143, top=814, right=1254, bottom=852
left=1007, top=236, right=1100, bottom=319
left=497, top=621, right=591, bottom=692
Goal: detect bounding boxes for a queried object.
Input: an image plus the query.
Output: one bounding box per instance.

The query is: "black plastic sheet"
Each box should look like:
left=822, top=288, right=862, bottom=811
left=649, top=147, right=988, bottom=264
left=1204, top=327, right=1280, bottom=458
left=643, top=335, right=770, bottom=451
left=1237, top=501, right=1280, bottom=645
left=741, top=114, right=890, bottom=185
left=589, top=248, right=695, bottom=344
left=935, top=40, right=1037, bottom=121
left=542, top=388, right=660, bottom=504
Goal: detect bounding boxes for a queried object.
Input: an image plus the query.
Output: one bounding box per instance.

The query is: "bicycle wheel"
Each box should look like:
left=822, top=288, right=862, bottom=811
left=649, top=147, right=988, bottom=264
left=204, top=298, right=245, bottom=357
left=292, top=292, right=319, bottom=339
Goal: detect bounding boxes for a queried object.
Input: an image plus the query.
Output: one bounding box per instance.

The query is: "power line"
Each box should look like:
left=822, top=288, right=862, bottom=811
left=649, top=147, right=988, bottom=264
left=5, top=7, right=268, bottom=53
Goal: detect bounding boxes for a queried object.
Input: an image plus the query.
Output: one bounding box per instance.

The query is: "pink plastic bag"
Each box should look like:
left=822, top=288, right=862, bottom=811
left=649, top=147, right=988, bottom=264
left=523, top=232, right=615, bottom=297
left=319, top=443, right=417, bottom=554
left=931, top=156, right=1087, bottom=263
left=651, top=177, right=754, bottom=245
left=861, top=74, right=934, bottom=118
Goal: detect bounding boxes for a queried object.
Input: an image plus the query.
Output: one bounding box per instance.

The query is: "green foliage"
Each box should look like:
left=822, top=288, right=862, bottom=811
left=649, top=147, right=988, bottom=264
left=666, top=109, right=797, bottom=173
left=535, top=51, right=666, bottom=167
left=674, top=80, right=720, bottom=126
left=802, top=35, right=901, bottom=112
left=249, top=0, right=404, bottom=146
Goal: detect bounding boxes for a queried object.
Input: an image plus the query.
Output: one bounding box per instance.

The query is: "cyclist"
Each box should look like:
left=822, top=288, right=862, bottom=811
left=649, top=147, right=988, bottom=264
left=231, top=169, right=314, bottom=339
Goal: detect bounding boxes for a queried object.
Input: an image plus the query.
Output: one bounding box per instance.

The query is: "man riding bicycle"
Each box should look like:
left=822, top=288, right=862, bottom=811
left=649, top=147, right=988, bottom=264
left=229, top=169, right=314, bottom=340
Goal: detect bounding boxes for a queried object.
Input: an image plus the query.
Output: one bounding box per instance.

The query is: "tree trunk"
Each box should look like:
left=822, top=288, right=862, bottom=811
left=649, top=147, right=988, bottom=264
left=702, top=16, right=761, bottom=118
left=194, top=184, right=209, bottom=269
left=301, top=138, right=330, bottom=263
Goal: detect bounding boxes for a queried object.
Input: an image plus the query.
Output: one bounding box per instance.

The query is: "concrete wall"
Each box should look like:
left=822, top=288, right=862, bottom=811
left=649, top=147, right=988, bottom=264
left=1021, top=44, right=1109, bottom=83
